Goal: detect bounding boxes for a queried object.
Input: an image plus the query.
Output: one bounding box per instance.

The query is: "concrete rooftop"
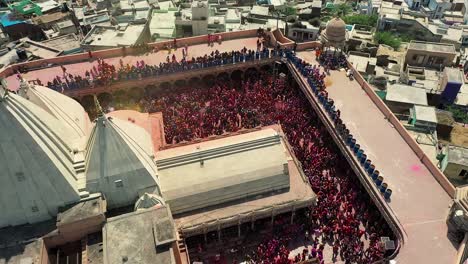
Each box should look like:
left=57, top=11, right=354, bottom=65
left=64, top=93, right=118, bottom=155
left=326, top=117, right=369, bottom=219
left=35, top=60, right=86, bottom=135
left=297, top=51, right=457, bottom=264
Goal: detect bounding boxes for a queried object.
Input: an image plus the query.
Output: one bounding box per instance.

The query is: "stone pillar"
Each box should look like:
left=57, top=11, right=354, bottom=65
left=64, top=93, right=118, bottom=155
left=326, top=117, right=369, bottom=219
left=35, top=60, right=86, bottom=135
left=204, top=232, right=207, bottom=243
left=237, top=223, right=241, bottom=238
left=217, top=225, right=221, bottom=243
left=251, top=216, right=255, bottom=231
left=291, top=210, right=296, bottom=224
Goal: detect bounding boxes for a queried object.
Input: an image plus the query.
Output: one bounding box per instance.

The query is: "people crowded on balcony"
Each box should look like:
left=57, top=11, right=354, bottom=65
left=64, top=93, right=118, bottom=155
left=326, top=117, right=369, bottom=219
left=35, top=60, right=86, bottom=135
left=44, top=46, right=276, bottom=92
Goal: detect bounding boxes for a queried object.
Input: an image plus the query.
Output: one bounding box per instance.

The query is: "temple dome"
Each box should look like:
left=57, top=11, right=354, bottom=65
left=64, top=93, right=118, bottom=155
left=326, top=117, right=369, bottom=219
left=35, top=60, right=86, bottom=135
left=321, top=17, right=346, bottom=46
left=17, top=82, right=91, bottom=151
left=0, top=92, right=82, bottom=227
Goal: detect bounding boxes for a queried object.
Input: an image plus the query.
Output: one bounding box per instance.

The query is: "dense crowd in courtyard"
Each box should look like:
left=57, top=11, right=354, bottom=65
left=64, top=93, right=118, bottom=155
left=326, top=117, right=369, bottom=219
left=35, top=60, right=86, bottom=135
left=43, top=39, right=392, bottom=262
left=143, top=65, right=393, bottom=263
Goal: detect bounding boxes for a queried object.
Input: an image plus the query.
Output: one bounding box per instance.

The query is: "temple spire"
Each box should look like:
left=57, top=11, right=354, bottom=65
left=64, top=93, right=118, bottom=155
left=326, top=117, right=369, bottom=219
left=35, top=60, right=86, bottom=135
left=93, top=95, right=105, bottom=118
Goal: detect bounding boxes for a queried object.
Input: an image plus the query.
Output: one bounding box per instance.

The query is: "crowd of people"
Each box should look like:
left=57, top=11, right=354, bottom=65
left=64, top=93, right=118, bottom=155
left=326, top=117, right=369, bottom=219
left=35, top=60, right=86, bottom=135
left=40, top=41, right=391, bottom=262
left=143, top=63, right=393, bottom=263
left=315, top=48, right=348, bottom=71
left=43, top=45, right=277, bottom=92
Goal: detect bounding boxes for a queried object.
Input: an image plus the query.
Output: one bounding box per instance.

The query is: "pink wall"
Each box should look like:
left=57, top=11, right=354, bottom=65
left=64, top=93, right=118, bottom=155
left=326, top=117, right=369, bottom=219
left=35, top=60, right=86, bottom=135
left=297, top=41, right=321, bottom=51
left=0, top=29, right=260, bottom=79
left=350, top=62, right=456, bottom=198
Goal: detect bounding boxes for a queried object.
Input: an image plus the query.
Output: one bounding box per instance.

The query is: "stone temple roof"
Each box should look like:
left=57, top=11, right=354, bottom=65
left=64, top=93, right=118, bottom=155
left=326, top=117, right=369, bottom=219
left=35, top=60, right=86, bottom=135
left=0, top=91, right=81, bottom=228
left=85, top=114, right=162, bottom=209
left=321, top=17, right=346, bottom=47
left=156, top=128, right=290, bottom=215
left=134, top=193, right=165, bottom=211
left=18, top=83, right=91, bottom=151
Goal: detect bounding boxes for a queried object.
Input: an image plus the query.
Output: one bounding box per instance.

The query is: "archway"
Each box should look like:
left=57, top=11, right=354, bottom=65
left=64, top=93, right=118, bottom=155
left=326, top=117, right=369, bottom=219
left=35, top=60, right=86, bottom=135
left=160, top=82, right=172, bottom=93
left=260, top=65, right=272, bottom=73
left=97, top=92, right=113, bottom=110
left=145, top=84, right=159, bottom=97
left=188, top=77, right=201, bottom=88
left=81, top=95, right=96, bottom=118
left=216, top=72, right=230, bottom=83
left=112, top=89, right=129, bottom=109
left=230, top=70, right=243, bottom=81
left=245, top=67, right=258, bottom=80
left=202, top=74, right=215, bottom=87
left=174, top=79, right=187, bottom=89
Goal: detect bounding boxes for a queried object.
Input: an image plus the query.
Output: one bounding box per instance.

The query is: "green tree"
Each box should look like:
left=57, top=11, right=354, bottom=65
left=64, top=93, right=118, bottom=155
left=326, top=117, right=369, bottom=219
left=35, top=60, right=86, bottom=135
left=374, top=32, right=402, bottom=49
left=343, top=14, right=378, bottom=27
left=282, top=6, right=296, bottom=16
left=447, top=105, right=468, bottom=123
left=334, top=3, right=352, bottom=17
left=309, top=17, right=321, bottom=27
left=286, top=15, right=297, bottom=23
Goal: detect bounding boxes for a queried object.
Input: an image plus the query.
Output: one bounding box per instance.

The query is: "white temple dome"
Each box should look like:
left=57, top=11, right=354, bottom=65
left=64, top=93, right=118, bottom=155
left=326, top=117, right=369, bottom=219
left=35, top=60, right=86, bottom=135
left=0, top=92, right=81, bottom=227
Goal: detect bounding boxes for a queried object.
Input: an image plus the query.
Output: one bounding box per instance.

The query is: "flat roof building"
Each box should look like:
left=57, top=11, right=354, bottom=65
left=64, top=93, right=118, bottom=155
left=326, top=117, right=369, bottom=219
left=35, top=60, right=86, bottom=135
left=157, top=128, right=291, bottom=215
left=385, top=84, right=428, bottom=113
left=103, top=206, right=176, bottom=264
left=405, top=41, right=457, bottom=69
left=160, top=126, right=316, bottom=237
left=442, top=145, right=468, bottom=186
left=81, top=24, right=150, bottom=51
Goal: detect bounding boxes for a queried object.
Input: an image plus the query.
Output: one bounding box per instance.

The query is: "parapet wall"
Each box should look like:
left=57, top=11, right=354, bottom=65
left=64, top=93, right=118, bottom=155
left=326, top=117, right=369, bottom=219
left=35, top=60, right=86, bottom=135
left=350, top=63, right=456, bottom=198
left=1, top=29, right=319, bottom=82
left=0, top=29, right=260, bottom=79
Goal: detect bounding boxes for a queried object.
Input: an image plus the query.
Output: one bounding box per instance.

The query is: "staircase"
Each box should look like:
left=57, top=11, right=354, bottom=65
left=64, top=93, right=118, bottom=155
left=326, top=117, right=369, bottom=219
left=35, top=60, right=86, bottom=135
left=176, top=232, right=190, bottom=264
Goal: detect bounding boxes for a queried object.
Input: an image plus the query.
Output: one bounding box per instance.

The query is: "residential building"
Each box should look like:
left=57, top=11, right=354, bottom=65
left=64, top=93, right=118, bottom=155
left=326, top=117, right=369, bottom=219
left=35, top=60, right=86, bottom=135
left=54, top=20, right=78, bottom=35
left=408, top=105, right=438, bottom=132
left=0, top=13, right=46, bottom=41
left=384, top=83, right=429, bottom=113
left=150, top=9, right=177, bottom=41
left=407, top=0, right=423, bottom=10
left=377, top=6, right=442, bottom=42
left=287, top=21, right=319, bottom=42
left=40, top=34, right=82, bottom=54
left=424, top=0, right=452, bottom=19
left=81, top=24, right=151, bottom=51
left=175, top=1, right=209, bottom=36
left=405, top=41, right=457, bottom=69
left=439, top=67, right=464, bottom=104
left=441, top=145, right=468, bottom=185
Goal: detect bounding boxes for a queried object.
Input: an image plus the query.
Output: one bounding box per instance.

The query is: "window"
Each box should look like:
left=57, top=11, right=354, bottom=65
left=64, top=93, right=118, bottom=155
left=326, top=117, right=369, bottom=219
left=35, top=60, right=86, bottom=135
left=16, top=172, right=25, bottom=182
left=435, top=57, right=444, bottom=65
left=115, top=180, right=124, bottom=188
left=416, top=55, right=425, bottom=64
left=31, top=206, right=39, bottom=213
left=309, top=33, right=314, bottom=39
left=460, top=169, right=468, bottom=178
left=292, top=32, right=297, bottom=37
left=427, top=56, right=435, bottom=65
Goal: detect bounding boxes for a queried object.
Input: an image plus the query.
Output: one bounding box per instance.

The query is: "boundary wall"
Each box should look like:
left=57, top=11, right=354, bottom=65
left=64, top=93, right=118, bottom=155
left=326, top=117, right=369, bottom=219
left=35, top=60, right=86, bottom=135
left=350, top=63, right=456, bottom=197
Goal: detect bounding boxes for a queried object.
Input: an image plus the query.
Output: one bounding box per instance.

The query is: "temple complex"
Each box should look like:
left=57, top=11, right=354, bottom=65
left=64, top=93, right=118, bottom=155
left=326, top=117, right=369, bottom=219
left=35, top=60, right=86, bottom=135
left=0, top=28, right=462, bottom=264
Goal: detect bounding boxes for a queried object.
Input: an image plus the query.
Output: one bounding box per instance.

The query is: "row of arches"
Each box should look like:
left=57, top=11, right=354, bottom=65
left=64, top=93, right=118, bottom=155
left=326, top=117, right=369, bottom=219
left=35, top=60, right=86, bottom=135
left=74, top=64, right=281, bottom=117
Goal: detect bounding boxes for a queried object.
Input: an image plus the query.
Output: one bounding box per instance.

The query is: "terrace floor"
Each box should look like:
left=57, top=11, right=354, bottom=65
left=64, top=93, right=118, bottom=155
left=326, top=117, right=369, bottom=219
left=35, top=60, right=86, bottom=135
left=6, top=37, right=260, bottom=91
left=296, top=51, right=458, bottom=264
